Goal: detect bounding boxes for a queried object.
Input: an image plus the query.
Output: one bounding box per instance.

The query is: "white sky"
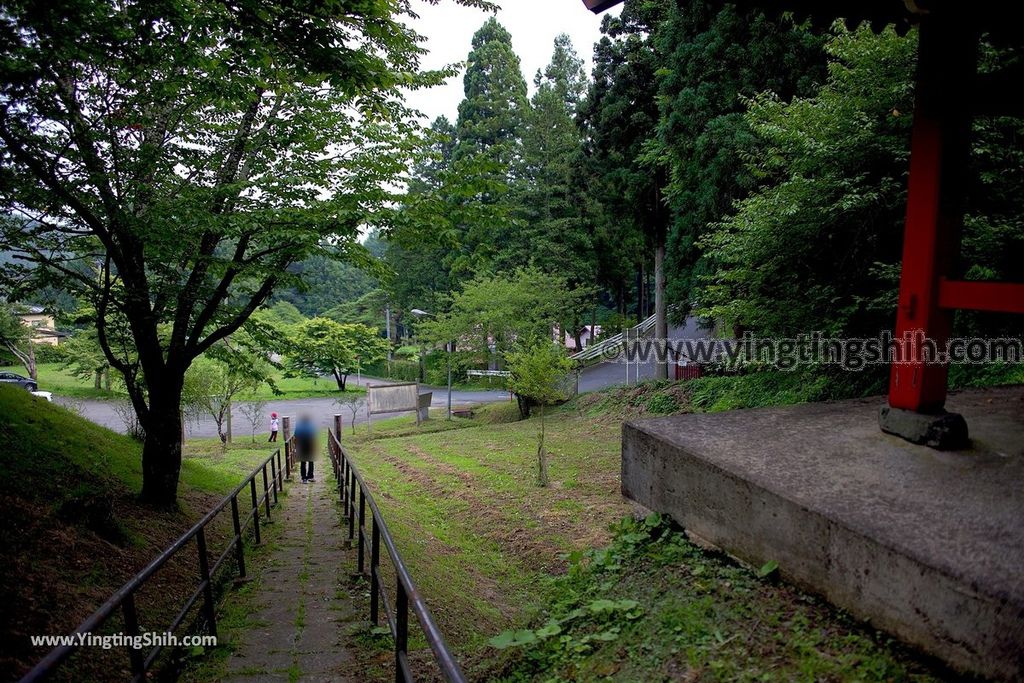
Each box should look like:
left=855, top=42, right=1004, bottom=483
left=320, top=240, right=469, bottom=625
left=404, top=0, right=622, bottom=124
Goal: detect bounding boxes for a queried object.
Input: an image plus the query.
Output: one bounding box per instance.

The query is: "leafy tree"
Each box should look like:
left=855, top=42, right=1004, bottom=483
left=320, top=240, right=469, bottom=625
left=334, top=392, right=366, bottom=435
left=0, top=0, right=494, bottom=504
left=512, top=36, right=596, bottom=349
left=239, top=399, right=269, bottom=443
left=324, top=289, right=389, bottom=330
left=700, top=26, right=1024, bottom=342
left=60, top=328, right=111, bottom=391
left=505, top=340, right=574, bottom=486
left=419, top=268, right=591, bottom=360
left=578, top=1, right=669, bottom=375
left=272, top=252, right=378, bottom=317
left=651, top=1, right=825, bottom=316
left=183, top=356, right=260, bottom=445
left=449, top=18, right=529, bottom=276
left=0, top=304, right=35, bottom=379
left=455, top=18, right=529, bottom=166
left=385, top=117, right=458, bottom=315
left=699, top=26, right=916, bottom=337
left=283, top=318, right=388, bottom=391
left=252, top=301, right=307, bottom=330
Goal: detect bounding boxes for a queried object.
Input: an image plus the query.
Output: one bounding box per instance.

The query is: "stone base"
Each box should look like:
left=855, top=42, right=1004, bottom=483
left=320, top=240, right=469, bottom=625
left=878, top=404, right=969, bottom=449
left=622, top=386, right=1024, bottom=681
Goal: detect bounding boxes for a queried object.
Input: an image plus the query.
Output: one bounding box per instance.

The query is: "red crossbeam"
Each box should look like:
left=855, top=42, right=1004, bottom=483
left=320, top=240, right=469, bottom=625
left=938, top=279, right=1024, bottom=314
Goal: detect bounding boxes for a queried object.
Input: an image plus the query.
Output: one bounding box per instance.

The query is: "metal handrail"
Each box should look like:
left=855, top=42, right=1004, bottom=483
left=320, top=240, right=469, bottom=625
left=326, top=427, right=465, bottom=683
left=569, top=312, right=660, bottom=362
left=20, top=438, right=296, bottom=682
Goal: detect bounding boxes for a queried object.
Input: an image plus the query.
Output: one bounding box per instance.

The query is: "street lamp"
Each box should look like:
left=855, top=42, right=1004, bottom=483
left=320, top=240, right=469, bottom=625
left=410, top=308, right=453, bottom=420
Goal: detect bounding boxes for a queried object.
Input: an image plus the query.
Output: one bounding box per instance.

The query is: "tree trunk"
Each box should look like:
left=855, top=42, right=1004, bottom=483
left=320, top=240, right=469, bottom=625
left=139, top=398, right=183, bottom=507
left=655, top=238, right=668, bottom=380
left=94, top=370, right=102, bottom=390
left=516, top=394, right=531, bottom=420
left=637, top=264, right=645, bottom=323
left=537, top=405, right=548, bottom=487
left=333, top=369, right=347, bottom=391
left=103, top=367, right=111, bottom=391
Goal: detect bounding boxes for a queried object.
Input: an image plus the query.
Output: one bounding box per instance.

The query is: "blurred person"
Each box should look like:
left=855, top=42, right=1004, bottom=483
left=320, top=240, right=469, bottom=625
left=294, top=414, right=317, bottom=482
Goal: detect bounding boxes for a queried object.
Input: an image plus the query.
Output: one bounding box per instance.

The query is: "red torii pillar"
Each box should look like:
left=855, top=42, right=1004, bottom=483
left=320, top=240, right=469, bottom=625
left=880, top=10, right=1024, bottom=448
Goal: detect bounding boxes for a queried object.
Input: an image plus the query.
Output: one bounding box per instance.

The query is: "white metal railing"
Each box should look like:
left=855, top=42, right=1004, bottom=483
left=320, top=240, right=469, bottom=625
left=466, top=369, right=511, bottom=378
left=569, top=312, right=659, bottom=362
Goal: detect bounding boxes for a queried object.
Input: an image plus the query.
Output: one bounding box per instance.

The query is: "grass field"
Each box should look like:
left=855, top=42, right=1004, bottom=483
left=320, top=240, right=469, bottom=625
left=341, top=389, right=947, bottom=681
left=1, top=363, right=365, bottom=401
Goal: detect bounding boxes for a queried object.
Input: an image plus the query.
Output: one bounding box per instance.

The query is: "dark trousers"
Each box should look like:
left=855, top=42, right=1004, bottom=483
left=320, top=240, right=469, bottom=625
left=301, top=461, right=314, bottom=480
left=268, top=430, right=278, bottom=442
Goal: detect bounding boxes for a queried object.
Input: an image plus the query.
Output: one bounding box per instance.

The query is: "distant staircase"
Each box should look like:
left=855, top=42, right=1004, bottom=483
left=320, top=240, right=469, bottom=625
left=569, top=312, right=659, bottom=363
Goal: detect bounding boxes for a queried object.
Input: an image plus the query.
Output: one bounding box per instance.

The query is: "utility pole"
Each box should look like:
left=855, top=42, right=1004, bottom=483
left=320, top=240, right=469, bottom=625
left=385, top=306, right=393, bottom=361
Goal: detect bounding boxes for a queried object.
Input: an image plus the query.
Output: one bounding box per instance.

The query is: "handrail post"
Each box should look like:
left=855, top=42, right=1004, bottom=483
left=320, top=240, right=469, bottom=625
left=250, top=477, right=262, bottom=545
left=370, top=518, right=380, bottom=624
left=230, top=494, right=246, bottom=579
left=358, top=487, right=366, bottom=573
left=341, top=444, right=349, bottom=512
left=284, top=439, right=292, bottom=481
left=347, top=471, right=355, bottom=543
left=395, top=580, right=408, bottom=683
left=196, top=527, right=218, bottom=638
left=270, top=454, right=279, bottom=505
left=121, top=592, right=144, bottom=676
left=276, top=448, right=284, bottom=488
left=262, top=463, right=272, bottom=521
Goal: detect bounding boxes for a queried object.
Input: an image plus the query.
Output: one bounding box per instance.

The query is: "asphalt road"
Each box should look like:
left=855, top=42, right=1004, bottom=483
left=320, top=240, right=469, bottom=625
left=66, top=375, right=514, bottom=439
left=65, top=317, right=712, bottom=437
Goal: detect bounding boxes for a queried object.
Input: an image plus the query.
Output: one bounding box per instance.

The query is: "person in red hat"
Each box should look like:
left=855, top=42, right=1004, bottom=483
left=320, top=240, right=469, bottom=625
left=268, top=412, right=279, bottom=442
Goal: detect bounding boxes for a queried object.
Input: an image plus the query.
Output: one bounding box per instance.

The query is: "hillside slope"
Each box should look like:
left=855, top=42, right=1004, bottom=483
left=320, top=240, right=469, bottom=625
left=0, top=385, right=268, bottom=680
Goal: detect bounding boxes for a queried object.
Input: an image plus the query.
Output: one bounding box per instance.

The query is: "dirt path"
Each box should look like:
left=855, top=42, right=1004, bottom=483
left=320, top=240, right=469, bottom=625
left=222, top=475, right=359, bottom=682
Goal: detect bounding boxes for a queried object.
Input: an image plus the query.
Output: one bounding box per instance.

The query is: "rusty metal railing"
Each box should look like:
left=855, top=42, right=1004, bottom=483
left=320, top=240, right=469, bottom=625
left=327, top=428, right=465, bottom=683
left=20, top=438, right=295, bottom=682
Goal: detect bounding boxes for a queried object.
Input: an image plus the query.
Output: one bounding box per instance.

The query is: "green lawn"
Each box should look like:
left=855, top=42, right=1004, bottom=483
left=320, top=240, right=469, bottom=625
left=2, top=363, right=365, bottom=401
left=341, top=395, right=945, bottom=681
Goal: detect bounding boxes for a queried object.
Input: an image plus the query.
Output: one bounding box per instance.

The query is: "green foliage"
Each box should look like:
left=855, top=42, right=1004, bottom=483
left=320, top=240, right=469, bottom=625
left=490, top=513, right=938, bottom=681
left=644, top=392, right=679, bottom=415
left=253, top=301, right=306, bottom=328
left=272, top=252, right=378, bottom=317
left=183, top=355, right=262, bottom=443
left=505, top=341, right=574, bottom=408
left=455, top=18, right=529, bottom=168
left=698, top=26, right=914, bottom=337
left=59, top=329, right=112, bottom=390
left=577, top=3, right=665, bottom=317
left=323, top=289, right=388, bottom=330
left=282, top=318, right=388, bottom=391
left=652, top=3, right=826, bottom=311
left=419, top=268, right=590, bottom=358
left=0, top=303, right=34, bottom=377
left=363, top=358, right=420, bottom=383
left=448, top=18, right=529, bottom=278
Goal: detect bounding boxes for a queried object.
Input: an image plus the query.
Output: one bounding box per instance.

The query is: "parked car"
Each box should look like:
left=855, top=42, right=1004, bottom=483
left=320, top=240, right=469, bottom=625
left=0, top=371, right=37, bottom=392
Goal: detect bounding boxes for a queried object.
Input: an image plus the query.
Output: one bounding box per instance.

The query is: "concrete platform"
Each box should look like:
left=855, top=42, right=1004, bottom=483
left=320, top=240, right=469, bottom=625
left=622, top=386, right=1024, bottom=681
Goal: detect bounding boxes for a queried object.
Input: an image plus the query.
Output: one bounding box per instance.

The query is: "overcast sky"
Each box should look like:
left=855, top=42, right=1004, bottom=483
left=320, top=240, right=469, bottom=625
left=404, top=0, right=622, bottom=124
